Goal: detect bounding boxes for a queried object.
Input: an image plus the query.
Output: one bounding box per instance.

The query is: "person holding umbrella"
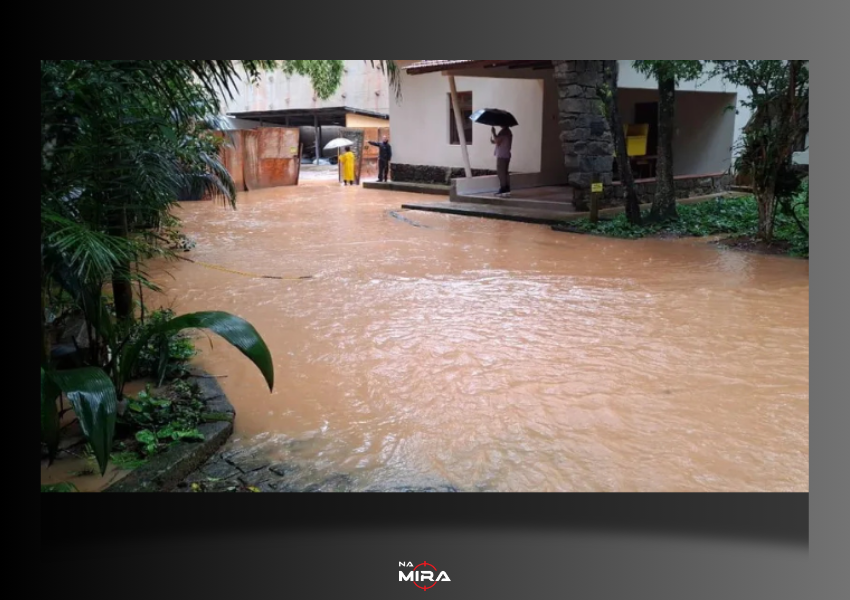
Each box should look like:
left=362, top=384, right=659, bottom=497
left=367, top=136, right=392, bottom=182
left=470, top=108, right=518, bottom=198
left=491, top=126, right=513, bottom=197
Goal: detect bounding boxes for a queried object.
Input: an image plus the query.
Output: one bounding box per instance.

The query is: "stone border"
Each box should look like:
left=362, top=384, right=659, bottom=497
left=103, top=373, right=235, bottom=493
left=363, top=181, right=450, bottom=196
left=390, top=163, right=496, bottom=185
left=589, top=172, right=735, bottom=211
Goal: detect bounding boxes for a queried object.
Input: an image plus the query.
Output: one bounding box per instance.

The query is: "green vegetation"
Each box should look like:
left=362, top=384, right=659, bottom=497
left=41, top=483, right=79, bottom=493
left=564, top=193, right=809, bottom=258
left=711, top=61, right=809, bottom=242
left=123, top=381, right=207, bottom=458
left=40, top=61, right=282, bottom=478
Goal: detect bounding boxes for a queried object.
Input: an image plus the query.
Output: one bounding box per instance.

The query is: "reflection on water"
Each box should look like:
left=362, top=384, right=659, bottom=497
left=147, top=181, right=809, bottom=492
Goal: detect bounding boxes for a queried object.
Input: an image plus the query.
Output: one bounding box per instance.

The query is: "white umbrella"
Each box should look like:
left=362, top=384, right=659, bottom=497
left=323, top=137, right=354, bottom=151
left=323, top=138, right=356, bottom=184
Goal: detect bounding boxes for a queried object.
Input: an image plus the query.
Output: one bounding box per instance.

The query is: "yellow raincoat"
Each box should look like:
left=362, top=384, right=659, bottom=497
left=339, top=151, right=356, bottom=182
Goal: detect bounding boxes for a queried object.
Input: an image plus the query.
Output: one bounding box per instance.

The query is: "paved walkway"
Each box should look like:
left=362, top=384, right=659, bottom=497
left=401, top=192, right=747, bottom=226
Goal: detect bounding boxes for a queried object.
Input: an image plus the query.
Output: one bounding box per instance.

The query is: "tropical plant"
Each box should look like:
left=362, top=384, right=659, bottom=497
left=633, top=60, right=705, bottom=222
left=710, top=60, right=809, bottom=242
left=42, top=311, right=274, bottom=475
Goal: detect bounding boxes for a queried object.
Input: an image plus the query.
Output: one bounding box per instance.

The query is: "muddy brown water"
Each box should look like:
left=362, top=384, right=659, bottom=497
left=142, top=181, right=808, bottom=492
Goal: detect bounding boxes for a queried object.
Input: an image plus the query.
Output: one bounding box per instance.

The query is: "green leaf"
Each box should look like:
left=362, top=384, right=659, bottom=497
left=123, top=311, right=274, bottom=392
left=41, top=368, right=62, bottom=464
left=49, top=368, right=118, bottom=476
left=136, top=430, right=157, bottom=445
left=41, top=482, right=78, bottom=493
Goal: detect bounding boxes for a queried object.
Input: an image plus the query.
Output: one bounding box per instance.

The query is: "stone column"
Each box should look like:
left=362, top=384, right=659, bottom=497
left=552, top=60, right=614, bottom=210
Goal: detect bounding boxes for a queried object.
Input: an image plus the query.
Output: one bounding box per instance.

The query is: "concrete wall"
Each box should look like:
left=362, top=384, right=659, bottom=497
left=618, top=89, right=738, bottom=175
left=389, top=70, right=544, bottom=174
left=222, top=61, right=390, bottom=115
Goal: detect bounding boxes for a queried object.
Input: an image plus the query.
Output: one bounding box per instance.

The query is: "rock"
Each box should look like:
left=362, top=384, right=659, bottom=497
left=225, top=450, right=270, bottom=474
left=200, top=460, right=242, bottom=481
left=237, top=468, right=276, bottom=488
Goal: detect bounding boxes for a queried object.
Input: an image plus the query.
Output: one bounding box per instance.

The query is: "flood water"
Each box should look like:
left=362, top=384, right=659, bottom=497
left=148, top=181, right=809, bottom=492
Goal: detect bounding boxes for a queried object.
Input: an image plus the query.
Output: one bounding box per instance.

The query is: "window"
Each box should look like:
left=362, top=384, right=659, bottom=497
left=449, top=91, right=474, bottom=145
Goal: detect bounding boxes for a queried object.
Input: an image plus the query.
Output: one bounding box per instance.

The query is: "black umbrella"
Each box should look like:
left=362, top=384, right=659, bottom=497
left=469, top=108, right=518, bottom=128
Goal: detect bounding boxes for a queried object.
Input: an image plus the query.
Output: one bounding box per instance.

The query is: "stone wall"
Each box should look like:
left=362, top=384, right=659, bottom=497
left=552, top=60, right=614, bottom=207
left=599, top=173, right=734, bottom=209
left=391, top=163, right=496, bottom=186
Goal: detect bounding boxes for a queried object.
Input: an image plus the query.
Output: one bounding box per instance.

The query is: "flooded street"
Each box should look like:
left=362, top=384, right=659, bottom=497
left=149, top=181, right=809, bottom=492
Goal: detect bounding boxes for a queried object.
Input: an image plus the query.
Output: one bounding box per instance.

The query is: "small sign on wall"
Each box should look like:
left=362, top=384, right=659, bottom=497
left=591, top=183, right=604, bottom=193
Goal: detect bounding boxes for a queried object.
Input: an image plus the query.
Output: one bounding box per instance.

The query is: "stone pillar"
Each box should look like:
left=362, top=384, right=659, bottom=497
left=552, top=60, right=614, bottom=210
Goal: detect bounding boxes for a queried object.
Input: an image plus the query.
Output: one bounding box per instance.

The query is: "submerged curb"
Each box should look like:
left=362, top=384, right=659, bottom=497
left=103, top=374, right=235, bottom=493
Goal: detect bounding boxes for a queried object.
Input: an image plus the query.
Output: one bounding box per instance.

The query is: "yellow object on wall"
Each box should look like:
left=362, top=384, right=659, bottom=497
left=613, top=124, right=650, bottom=158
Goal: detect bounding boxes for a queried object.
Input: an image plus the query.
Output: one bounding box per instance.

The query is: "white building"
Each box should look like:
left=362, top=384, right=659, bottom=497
left=388, top=60, right=752, bottom=199
left=217, top=61, right=392, bottom=165
left=222, top=60, right=390, bottom=120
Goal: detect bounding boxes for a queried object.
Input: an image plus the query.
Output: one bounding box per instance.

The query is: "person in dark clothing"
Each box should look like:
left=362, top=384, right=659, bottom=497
left=368, top=136, right=392, bottom=182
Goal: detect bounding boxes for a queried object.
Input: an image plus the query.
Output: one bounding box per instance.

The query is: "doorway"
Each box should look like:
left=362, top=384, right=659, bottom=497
left=634, top=102, right=659, bottom=155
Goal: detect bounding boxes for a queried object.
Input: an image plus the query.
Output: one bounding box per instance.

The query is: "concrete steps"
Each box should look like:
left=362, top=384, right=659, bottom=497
left=456, top=194, right=576, bottom=212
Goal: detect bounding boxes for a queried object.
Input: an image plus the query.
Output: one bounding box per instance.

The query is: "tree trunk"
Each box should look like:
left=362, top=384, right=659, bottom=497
left=756, top=186, right=777, bottom=242
left=41, top=281, right=50, bottom=366
left=601, top=61, right=642, bottom=226
left=651, top=76, right=678, bottom=222
left=111, top=208, right=134, bottom=324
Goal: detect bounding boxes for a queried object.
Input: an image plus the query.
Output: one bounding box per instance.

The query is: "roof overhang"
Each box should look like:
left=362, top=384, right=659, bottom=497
left=227, top=106, right=389, bottom=128
left=403, top=60, right=554, bottom=75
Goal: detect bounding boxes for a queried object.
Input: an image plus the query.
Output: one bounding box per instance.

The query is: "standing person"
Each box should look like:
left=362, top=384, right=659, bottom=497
left=368, top=135, right=392, bottom=182
left=339, top=146, right=356, bottom=186
left=491, top=126, right=513, bottom=197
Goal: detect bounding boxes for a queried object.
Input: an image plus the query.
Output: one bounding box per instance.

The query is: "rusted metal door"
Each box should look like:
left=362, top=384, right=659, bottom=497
left=221, top=130, right=247, bottom=193
left=359, top=127, right=391, bottom=181
left=243, top=128, right=302, bottom=190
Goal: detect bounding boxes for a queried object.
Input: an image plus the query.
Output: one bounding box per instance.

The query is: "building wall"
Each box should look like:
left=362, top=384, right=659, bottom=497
left=617, top=61, right=752, bottom=162
left=222, top=61, right=390, bottom=115
left=389, top=70, right=544, bottom=174
left=618, top=89, right=739, bottom=175
left=346, top=114, right=391, bottom=128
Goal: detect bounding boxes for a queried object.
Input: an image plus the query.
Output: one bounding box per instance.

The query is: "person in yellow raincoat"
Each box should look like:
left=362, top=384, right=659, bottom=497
left=339, top=147, right=356, bottom=186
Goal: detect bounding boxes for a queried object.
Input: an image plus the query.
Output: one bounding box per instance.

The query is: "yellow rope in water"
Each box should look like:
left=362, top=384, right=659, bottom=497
left=177, top=257, right=313, bottom=281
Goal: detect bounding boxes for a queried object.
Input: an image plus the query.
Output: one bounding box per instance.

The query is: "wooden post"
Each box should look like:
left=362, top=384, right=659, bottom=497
left=590, top=175, right=602, bottom=224
left=313, top=115, right=320, bottom=166
left=449, top=75, right=473, bottom=178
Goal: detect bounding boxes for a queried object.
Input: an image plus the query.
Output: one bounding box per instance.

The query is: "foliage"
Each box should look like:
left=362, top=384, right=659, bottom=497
left=131, top=309, right=198, bottom=384
left=565, top=195, right=808, bottom=258
left=41, top=309, right=274, bottom=475
left=41, top=483, right=79, bottom=493
left=43, top=367, right=118, bottom=476
left=709, top=61, right=809, bottom=241
left=124, top=383, right=206, bottom=457
left=633, top=60, right=704, bottom=83
left=41, top=60, right=284, bottom=478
